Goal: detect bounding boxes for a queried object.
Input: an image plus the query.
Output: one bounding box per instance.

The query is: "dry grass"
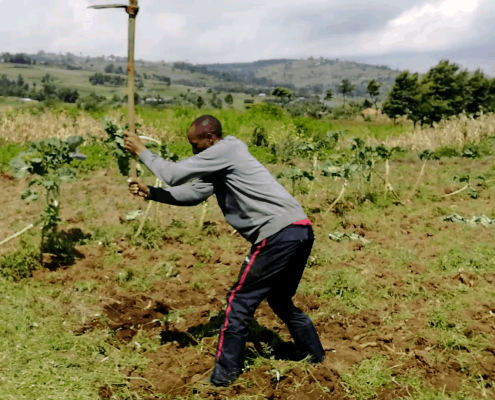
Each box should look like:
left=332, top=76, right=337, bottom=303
left=0, top=107, right=167, bottom=143
left=378, top=113, right=495, bottom=151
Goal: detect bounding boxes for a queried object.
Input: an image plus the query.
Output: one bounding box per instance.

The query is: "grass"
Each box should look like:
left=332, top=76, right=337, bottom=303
left=0, top=279, right=150, bottom=400
left=341, top=356, right=393, bottom=399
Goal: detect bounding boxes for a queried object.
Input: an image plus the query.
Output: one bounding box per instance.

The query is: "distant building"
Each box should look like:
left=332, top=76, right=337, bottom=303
left=258, top=93, right=266, bottom=97
left=21, top=98, right=37, bottom=102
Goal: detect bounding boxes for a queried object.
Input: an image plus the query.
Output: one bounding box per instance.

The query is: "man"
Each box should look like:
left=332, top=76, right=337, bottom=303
left=124, top=115, right=325, bottom=387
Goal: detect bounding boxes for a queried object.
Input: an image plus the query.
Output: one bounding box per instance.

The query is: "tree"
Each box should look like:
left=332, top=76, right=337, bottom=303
left=272, top=87, right=292, bottom=103
left=210, top=93, right=223, bottom=109
left=17, top=74, right=25, bottom=87
left=57, top=88, right=79, bottom=104
left=339, top=79, right=355, bottom=108
left=382, top=71, right=421, bottom=126
left=104, top=64, right=115, bottom=74
left=366, top=79, right=382, bottom=112
left=324, top=89, right=333, bottom=102
left=115, top=65, right=125, bottom=75
left=417, top=60, right=469, bottom=126
left=363, top=99, right=373, bottom=109
left=224, top=93, right=234, bottom=108
left=196, top=96, right=205, bottom=109
left=465, top=69, right=494, bottom=115
left=41, top=73, right=52, bottom=84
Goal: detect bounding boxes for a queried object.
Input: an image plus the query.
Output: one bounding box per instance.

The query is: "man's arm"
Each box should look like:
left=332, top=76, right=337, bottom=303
left=138, top=141, right=232, bottom=187
left=147, top=179, right=214, bottom=206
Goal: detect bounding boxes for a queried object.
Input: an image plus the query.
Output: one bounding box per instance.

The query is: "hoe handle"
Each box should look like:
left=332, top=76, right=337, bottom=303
left=127, top=1, right=139, bottom=178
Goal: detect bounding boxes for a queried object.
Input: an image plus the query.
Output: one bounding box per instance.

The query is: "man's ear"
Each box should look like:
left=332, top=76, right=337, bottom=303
left=206, top=133, right=214, bottom=144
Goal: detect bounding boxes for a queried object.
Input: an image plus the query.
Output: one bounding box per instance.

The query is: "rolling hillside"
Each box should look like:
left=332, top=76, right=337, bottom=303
left=0, top=52, right=401, bottom=103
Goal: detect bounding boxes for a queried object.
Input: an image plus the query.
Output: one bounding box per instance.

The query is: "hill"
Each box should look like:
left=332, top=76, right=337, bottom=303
left=195, top=58, right=399, bottom=99
left=0, top=51, right=401, bottom=103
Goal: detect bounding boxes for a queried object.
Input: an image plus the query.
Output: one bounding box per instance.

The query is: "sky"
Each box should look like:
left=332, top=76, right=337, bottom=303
left=2, top=0, right=494, bottom=73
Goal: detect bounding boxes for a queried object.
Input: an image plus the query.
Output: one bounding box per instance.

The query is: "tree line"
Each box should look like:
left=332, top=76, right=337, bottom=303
left=383, top=60, right=495, bottom=126
left=1, top=53, right=36, bottom=65
left=0, top=73, right=79, bottom=103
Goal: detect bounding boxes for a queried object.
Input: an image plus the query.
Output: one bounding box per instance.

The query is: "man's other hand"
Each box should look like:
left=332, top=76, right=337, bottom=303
left=128, top=177, right=149, bottom=198
left=124, top=131, right=146, bottom=155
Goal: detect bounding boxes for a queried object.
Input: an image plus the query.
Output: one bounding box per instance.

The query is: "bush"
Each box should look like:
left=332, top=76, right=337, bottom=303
left=76, top=92, right=108, bottom=112
left=0, top=239, right=41, bottom=281
left=247, top=103, right=284, bottom=120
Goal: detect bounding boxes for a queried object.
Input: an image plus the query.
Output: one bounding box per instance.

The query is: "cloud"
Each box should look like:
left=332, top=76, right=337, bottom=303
left=0, top=0, right=493, bottom=72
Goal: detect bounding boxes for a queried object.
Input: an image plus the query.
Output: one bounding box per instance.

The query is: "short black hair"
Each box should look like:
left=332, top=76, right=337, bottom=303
left=191, top=115, right=222, bottom=137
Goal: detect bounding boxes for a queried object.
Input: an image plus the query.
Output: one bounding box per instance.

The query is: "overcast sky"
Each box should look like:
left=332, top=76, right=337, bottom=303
left=2, top=0, right=494, bottom=73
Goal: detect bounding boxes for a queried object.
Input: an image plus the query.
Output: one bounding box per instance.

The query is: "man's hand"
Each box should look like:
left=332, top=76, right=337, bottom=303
left=124, top=131, right=146, bottom=156
left=128, top=177, right=149, bottom=198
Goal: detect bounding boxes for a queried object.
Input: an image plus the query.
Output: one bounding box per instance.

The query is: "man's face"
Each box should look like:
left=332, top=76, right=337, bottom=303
left=187, top=125, right=213, bottom=155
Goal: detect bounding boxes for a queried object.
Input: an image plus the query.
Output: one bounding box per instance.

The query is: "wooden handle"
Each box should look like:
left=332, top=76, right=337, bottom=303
left=127, top=11, right=137, bottom=178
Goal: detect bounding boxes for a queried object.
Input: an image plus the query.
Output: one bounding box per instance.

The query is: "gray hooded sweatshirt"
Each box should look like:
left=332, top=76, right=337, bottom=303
left=139, top=135, right=308, bottom=244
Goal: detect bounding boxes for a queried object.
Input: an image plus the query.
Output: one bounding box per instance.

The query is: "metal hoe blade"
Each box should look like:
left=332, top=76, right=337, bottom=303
left=88, top=4, right=127, bottom=9
left=88, top=0, right=139, bottom=178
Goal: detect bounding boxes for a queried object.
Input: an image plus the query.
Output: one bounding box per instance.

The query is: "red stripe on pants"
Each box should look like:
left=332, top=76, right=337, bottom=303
left=293, top=219, right=311, bottom=226
left=216, top=238, right=267, bottom=360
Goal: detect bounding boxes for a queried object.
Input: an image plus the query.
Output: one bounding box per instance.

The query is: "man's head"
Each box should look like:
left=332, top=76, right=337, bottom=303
left=187, top=115, right=223, bottom=155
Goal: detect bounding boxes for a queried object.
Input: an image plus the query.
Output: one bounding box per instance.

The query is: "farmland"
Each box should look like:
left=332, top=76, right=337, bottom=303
left=1, top=103, right=495, bottom=400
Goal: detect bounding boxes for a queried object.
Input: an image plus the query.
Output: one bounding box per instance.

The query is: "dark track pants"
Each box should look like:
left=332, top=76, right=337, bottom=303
left=210, top=224, right=325, bottom=386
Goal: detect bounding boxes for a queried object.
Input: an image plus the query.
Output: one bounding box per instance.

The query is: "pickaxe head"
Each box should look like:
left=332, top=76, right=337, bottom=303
left=89, top=2, right=138, bottom=15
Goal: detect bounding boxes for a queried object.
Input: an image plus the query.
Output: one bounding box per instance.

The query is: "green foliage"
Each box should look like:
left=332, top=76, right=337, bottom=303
left=0, top=238, right=40, bottom=281
left=0, top=141, right=27, bottom=173
left=71, top=144, right=113, bottom=172
left=382, top=71, right=421, bottom=125
left=284, top=100, right=329, bottom=119
left=453, top=174, right=486, bottom=198
left=251, top=123, right=268, bottom=147
left=224, top=93, right=234, bottom=107
left=102, top=118, right=133, bottom=176
left=341, top=356, right=392, bottom=399
left=338, top=79, right=355, bottom=107
left=324, top=89, right=333, bottom=101
left=248, top=103, right=285, bottom=120
left=272, top=87, right=293, bottom=101
left=366, top=79, right=382, bottom=111
left=319, top=268, right=366, bottom=309
left=384, top=60, right=495, bottom=126
left=438, top=245, right=495, bottom=273
left=275, top=167, right=315, bottom=195
left=76, top=92, right=108, bottom=112
left=10, top=136, right=85, bottom=263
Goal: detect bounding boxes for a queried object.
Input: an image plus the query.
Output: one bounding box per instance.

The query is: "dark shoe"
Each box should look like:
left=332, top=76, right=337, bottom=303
left=201, top=374, right=231, bottom=387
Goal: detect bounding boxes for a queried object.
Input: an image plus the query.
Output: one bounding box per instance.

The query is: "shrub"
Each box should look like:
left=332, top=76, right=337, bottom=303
left=0, top=239, right=41, bottom=281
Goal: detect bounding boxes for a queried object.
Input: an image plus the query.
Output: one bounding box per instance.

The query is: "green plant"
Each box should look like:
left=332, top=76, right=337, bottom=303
left=251, top=123, right=268, bottom=147
left=448, top=174, right=486, bottom=199
left=320, top=268, right=367, bottom=309
left=0, top=238, right=40, bottom=281
left=10, top=136, right=85, bottom=263
left=102, top=118, right=133, bottom=176
left=275, top=167, right=315, bottom=195
left=341, top=356, right=392, bottom=399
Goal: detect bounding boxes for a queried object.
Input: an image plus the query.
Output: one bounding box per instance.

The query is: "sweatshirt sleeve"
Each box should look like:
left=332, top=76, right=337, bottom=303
left=147, top=179, right=214, bottom=206
left=139, top=140, right=233, bottom=187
